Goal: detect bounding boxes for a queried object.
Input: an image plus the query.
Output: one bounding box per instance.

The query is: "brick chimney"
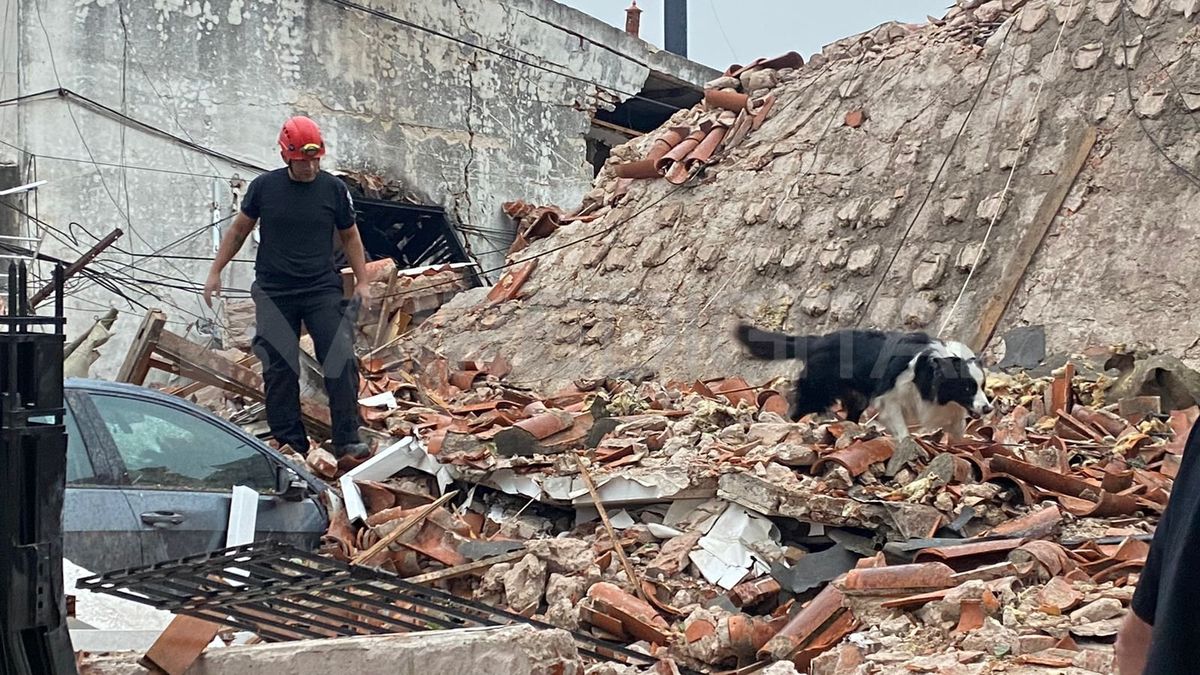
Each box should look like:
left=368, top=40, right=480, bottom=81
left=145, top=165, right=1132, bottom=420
left=625, top=1, right=642, bottom=37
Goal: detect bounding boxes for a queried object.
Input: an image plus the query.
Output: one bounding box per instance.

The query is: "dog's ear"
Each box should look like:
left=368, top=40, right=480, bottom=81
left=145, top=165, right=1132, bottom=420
left=932, top=355, right=967, bottom=384
left=931, top=356, right=946, bottom=385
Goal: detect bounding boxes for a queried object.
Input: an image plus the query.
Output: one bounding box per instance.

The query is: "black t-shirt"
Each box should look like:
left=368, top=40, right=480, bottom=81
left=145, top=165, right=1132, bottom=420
left=1131, top=419, right=1200, bottom=673
left=240, top=168, right=355, bottom=296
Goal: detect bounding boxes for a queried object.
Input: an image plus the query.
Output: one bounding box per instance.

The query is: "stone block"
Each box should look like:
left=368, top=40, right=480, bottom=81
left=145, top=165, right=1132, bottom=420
left=942, top=195, right=970, bottom=225
left=1135, top=91, right=1168, bottom=119
left=801, top=285, right=833, bottom=317
left=847, top=245, right=882, bottom=276
left=1073, top=43, right=1104, bottom=70
left=1095, top=0, right=1121, bottom=24
left=817, top=240, right=850, bottom=271
left=1018, top=0, right=1050, bottom=31
left=912, top=252, right=948, bottom=290
left=81, top=626, right=582, bottom=675
left=830, top=291, right=866, bottom=323
left=1114, top=35, right=1143, bottom=69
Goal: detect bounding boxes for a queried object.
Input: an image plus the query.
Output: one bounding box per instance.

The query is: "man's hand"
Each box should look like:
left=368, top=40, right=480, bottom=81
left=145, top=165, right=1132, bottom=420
left=353, top=281, right=371, bottom=309
left=203, top=272, right=222, bottom=308
left=1115, top=611, right=1152, bottom=675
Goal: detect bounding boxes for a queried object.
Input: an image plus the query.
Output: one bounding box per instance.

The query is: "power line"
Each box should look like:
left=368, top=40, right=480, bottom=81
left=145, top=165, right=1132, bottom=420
left=0, top=88, right=60, bottom=108
left=0, top=135, right=237, bottom=183
left=856, top=18, right=1015, bottom=328
left=940, top=0, right=1079, bottom=338
left=33, top=2, right=228, bottom=325
left=42, top=88, right=267, bottom=174
left=708, top=0, right=740, bottom=65
left=321, top=0, right=685, bottom=115
left=377, top=178, right=694, bottom=304
left=1118, top=1, right=1200, bottom=188
left=116, top=1, right=227, bottom=182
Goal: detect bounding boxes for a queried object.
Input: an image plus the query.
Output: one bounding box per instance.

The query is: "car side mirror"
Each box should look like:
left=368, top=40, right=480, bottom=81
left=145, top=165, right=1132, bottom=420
left=275, top=465, right=309, bottom=502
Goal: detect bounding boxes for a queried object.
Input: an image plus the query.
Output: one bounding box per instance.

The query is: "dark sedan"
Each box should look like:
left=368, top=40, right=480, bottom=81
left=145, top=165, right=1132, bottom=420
left=52, top=378, right=328, bottom=572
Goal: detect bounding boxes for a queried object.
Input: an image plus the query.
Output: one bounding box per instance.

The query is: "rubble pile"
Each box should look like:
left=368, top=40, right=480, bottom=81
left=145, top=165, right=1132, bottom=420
left=485, top=0, right=1039, bottom=262
left=196, top=339, right=1188, bottom=674
left=105, top=1, right=1200, bottom=669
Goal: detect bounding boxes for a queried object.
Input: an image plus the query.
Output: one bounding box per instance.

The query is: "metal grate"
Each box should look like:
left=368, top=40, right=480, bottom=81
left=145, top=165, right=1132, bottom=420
left=77, top=542, right=663, bottom=668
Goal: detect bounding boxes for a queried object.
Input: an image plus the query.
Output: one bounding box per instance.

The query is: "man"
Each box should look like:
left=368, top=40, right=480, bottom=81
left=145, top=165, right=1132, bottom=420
left=204, top=115, right=371, bottom=459
left=1114, top=418, right=1200, bottom=673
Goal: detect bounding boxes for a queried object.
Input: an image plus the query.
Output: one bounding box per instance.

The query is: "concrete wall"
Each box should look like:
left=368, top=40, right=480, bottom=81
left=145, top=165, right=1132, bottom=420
left=9, top=0, right=715, bottom=375
left=0, top=0, right=15, bottom=165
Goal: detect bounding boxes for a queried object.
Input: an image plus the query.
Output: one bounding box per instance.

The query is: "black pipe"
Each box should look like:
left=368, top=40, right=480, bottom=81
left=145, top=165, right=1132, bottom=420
left=664, top=0, right=687, bottom=57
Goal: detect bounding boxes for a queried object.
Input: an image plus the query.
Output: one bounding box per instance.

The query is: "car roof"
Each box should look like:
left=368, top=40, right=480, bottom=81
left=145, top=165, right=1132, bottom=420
left=66, top=377, right=211, bottom=403
left=64, top=377, right=327, bottom=493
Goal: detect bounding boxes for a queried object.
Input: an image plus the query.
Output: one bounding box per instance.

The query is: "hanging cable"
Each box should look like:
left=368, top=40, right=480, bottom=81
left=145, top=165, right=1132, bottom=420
left=855, top=18, right=1015, bottom=328
left=321, top=0, right=685, bottom=115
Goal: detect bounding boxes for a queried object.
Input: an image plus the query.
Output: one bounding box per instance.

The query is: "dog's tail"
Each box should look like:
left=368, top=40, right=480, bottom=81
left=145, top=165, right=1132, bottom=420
left=734, top=322, right=807, bottom=361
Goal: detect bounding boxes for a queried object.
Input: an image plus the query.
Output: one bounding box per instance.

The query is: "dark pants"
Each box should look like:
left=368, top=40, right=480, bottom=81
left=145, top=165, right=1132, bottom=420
left=251, top=285, right=362, bottom=453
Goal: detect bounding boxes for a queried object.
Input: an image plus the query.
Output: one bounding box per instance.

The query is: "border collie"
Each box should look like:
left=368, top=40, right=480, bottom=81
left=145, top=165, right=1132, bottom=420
left=734, top=323, right=992, bottom=442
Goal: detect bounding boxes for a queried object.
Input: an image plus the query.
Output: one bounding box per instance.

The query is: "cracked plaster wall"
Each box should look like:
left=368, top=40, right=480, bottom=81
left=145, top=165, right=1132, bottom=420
left=10, top=0, right=714, bottom=376
left=415, top=1, right=1200, bottom=391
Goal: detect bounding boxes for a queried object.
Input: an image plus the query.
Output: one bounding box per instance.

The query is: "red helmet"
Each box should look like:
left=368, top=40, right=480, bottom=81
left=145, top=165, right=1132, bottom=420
left=278, top=116, right=326, bottom=161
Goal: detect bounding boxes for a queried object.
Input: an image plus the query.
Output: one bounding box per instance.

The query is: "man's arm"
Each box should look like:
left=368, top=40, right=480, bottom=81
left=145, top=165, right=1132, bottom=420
left=204, top=212, right=256, bottom=307
left=1116, top=611, right=1152, bottom=675
left=337, top=224, right=371, bottom=307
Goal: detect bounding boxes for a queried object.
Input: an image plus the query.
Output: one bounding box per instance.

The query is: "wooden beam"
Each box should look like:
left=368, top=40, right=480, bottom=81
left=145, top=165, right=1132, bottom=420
left=373, top=272, right=400, bottom=348
left=166, top=354, right=257, bottom=399
left=138, top=614, right=221, bottom=675
left=590, top=118, right=643, bottom=139
left=403, top=550, right=527, bottom=585
left=352, top=490, right=459, bottom=566
left=116, top=309, right=166, bottom=385
left=155, top=329, right=331, bottom=436
left=572, top=452, right=649, bottom=603
left=968, top=125, right=1097, bottom=354
left=30, top=228, right=123, bottom=307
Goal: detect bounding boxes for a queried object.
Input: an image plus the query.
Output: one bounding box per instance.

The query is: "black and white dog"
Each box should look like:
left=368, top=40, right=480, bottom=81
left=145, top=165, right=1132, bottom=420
left=734, top=323, right=992, bottom=442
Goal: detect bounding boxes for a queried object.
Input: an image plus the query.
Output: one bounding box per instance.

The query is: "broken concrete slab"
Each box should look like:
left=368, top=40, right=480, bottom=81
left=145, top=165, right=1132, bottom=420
left=81, top=625, right=582, bottom=675
left=718, top=472, right=944, bottom=540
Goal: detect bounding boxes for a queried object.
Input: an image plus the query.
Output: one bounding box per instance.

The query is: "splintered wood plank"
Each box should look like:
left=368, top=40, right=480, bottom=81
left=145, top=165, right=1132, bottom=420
left=116, top=310, right=166, bottom=385
left=968, top=125, right=1098, bottom=353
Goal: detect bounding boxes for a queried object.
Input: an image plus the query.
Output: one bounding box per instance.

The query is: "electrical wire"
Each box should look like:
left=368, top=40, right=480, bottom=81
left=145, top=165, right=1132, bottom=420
left=0, top=135, right=239, bottom=179
left=0, top=88, right=60, bottom=108
left=321, top=0, right=684, bottom=115
left=116, top=1, right=226, bottom=181
left=708, top=0, right=740, bottom=65
left=1118, top=0, right=1200, bottom=188
left=33, top=2, right=223, bottom=324
left=53, top=88, right=265, bottom=173
left=939, top=0, right=1079, bottom=338
left=855, top=18, right=1015, bottom=328
left=376, top=178, right=695, bottom=304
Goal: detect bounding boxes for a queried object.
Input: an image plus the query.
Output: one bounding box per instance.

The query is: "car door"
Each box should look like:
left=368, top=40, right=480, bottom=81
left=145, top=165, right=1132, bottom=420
left=81, top=389, right=327, bottom=565
left=53, top=392, right=145, bottom=573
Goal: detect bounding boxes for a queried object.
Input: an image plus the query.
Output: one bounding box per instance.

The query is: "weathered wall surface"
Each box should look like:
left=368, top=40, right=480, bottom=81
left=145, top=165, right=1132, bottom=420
left=9, top=0, right=713, bottom=375
left=413, top=1, right=1200, bottom=391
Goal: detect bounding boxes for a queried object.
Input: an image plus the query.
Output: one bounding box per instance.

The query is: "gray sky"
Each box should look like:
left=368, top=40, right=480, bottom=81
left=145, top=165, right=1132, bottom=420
left=558, top=0, right=954, bottom=71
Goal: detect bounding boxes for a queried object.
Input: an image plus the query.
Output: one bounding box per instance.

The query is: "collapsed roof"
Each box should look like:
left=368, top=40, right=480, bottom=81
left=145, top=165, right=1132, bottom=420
left=408, top=0, right=1200, bottom=392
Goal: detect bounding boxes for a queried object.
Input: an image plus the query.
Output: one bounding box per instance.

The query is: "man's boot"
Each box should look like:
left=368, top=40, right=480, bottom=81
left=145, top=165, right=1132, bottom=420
left=333, top=441, right=371, bottom=459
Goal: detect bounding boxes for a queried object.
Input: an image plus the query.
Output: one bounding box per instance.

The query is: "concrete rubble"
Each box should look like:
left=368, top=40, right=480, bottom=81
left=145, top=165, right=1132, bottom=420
left=76, top=0, right=1200, bottom=673
left=105, top=316, right=1194, bottom=673
left=79, top=625, right=583, bottom=675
